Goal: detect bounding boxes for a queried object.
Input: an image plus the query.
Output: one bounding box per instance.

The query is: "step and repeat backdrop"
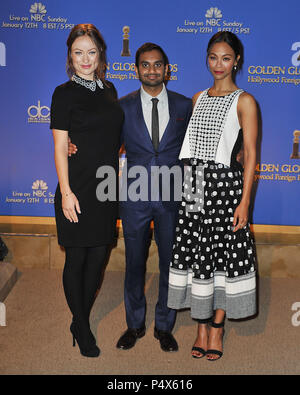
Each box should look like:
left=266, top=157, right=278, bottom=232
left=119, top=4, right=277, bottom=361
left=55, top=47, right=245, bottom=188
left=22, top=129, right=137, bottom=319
left=0, top=0, right=299, bottom=225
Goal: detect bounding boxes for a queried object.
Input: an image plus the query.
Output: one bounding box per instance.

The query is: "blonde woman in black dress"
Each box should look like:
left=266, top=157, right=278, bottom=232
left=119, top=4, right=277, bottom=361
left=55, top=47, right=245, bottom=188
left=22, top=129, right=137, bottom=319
left=51, top=24, right=123, bottom=357
left=168, top=32, right=258, bottom=361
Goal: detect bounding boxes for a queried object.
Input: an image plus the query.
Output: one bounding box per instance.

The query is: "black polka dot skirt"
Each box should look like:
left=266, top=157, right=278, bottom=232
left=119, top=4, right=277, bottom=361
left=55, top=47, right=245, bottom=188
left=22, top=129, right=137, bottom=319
left=167, top=159, right=257, bottom=320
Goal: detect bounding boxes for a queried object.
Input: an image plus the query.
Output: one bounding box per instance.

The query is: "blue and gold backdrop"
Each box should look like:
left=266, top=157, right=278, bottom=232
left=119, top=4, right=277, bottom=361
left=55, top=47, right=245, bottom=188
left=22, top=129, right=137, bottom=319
left=0, top=0, right=299, bottom=225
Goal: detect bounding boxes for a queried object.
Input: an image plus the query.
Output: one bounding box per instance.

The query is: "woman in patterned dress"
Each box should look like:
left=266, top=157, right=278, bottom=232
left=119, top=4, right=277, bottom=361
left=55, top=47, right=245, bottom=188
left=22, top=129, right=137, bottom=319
left=167, top=32, right=258, bottom=361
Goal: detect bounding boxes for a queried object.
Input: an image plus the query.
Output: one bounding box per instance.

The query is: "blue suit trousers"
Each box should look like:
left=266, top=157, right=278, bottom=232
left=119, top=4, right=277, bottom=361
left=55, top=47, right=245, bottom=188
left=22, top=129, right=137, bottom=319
left=120, top=201, right=177, bottom=331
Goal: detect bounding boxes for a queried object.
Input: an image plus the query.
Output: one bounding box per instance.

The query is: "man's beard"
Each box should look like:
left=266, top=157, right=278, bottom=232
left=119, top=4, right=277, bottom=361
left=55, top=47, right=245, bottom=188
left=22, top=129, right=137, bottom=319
left=139, top=73, right=164, bottom=87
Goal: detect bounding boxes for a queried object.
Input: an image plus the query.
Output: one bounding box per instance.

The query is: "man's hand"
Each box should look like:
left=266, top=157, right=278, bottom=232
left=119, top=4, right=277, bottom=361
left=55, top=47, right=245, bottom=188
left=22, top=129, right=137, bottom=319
left=68, top=137, right=78, bottom=157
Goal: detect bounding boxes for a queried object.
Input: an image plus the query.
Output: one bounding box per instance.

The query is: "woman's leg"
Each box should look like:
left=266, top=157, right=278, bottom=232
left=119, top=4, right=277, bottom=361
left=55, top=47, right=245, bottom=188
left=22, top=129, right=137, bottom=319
left=82, top=245, right=109, bottom=321
left=207, top=309, right=225, bottom=361
left=63, top=246, right=106, bottom=356
left=192, top=318, right=211, bottom=358
left=63, top=246, right=87, bottom=325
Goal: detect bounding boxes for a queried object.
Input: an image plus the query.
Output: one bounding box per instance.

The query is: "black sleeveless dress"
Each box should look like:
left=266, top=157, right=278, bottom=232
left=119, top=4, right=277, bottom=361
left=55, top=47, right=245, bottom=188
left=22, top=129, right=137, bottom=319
left=50, top=77, right=124, bottom=247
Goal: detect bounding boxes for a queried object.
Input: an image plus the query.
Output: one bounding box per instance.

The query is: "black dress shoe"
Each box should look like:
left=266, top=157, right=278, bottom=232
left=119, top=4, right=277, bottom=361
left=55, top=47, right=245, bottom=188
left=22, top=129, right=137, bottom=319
left=154, top=327, right=178, bottom=352
left=116, top=327, right=146, bottom=350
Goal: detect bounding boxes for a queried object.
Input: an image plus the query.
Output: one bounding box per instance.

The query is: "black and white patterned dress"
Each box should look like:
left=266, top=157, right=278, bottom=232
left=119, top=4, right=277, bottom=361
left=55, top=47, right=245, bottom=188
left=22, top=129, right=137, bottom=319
left=167, top=89, right=256, bottom=320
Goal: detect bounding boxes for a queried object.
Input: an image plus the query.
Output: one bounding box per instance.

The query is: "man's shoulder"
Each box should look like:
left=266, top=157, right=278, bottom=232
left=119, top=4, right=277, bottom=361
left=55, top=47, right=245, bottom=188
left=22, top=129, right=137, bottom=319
left=119, top=90, right=140, bottom=105
left=166, top=89, right=192, bottom=104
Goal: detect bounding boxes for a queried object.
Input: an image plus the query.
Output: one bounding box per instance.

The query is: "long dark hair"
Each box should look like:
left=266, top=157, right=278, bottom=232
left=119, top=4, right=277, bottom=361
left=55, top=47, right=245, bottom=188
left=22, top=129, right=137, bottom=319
left=66, top=24, right=107, bottom=80
left=206, top=31, right=244, bottom=76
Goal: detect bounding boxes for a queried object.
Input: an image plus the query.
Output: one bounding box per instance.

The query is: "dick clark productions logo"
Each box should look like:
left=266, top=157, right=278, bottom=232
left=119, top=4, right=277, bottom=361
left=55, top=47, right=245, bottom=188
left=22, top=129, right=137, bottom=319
left=27, top=101, right=50, bottom=123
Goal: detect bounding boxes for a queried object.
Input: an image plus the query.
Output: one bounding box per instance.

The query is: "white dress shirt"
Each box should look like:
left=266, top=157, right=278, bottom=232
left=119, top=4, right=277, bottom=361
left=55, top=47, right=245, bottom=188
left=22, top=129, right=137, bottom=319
left=140, top=84, right=170, bottom=142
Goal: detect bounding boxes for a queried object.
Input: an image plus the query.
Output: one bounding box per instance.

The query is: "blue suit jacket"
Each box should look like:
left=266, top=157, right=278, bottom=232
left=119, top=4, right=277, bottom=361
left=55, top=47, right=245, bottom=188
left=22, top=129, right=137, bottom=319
left=119, top=89, right=192, bottom=211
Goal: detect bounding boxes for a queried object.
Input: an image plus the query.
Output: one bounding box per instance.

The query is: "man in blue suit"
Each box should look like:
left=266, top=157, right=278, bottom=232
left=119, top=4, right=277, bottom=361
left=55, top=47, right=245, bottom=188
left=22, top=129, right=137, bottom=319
left=116, top=43, right=192, bottom=352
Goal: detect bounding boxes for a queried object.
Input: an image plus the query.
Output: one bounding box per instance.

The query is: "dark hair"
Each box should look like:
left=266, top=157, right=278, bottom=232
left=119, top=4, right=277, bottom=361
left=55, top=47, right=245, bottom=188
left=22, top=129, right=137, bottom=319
left=135, top=42, right=169, bottom=68
left=206, top=31, right=244, bottom=75
left=66, top=24, right=107, bottom=80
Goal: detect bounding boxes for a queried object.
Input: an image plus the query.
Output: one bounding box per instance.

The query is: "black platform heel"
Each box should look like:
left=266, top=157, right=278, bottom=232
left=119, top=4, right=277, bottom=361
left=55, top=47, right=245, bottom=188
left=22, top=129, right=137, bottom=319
left=206, top=321, right=225, bottom=361
left=70, top=322, right=100, bottom=358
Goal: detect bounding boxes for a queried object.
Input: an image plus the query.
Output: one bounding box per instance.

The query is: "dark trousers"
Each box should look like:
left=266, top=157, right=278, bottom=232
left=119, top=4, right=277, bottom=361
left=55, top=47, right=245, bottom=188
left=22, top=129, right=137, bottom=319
left=120, top=202, right=177, bottom=332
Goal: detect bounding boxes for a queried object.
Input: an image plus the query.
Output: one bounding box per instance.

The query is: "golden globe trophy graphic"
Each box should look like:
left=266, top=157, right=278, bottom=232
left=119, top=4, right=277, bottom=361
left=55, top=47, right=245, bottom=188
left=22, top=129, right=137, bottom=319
left=290, top=130, right=300, bottom=159
left=121, top=26, right=131, bottom=57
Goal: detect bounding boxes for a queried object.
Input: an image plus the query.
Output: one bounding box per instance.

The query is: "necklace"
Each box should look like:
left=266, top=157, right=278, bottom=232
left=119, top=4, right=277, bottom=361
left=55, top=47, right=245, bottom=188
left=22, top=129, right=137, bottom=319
left=72, top=74, right=104, bottom=91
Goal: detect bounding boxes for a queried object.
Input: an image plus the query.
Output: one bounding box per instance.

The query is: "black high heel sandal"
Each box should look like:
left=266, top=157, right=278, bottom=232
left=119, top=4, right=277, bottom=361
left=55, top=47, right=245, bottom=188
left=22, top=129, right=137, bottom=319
left=191, top=319, right=210, bottom=359
left=206, top=321, right=225, bottom=361
left=70, top=322, right=100, bottom=358
left=191, top=346, right=206, bottom=359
